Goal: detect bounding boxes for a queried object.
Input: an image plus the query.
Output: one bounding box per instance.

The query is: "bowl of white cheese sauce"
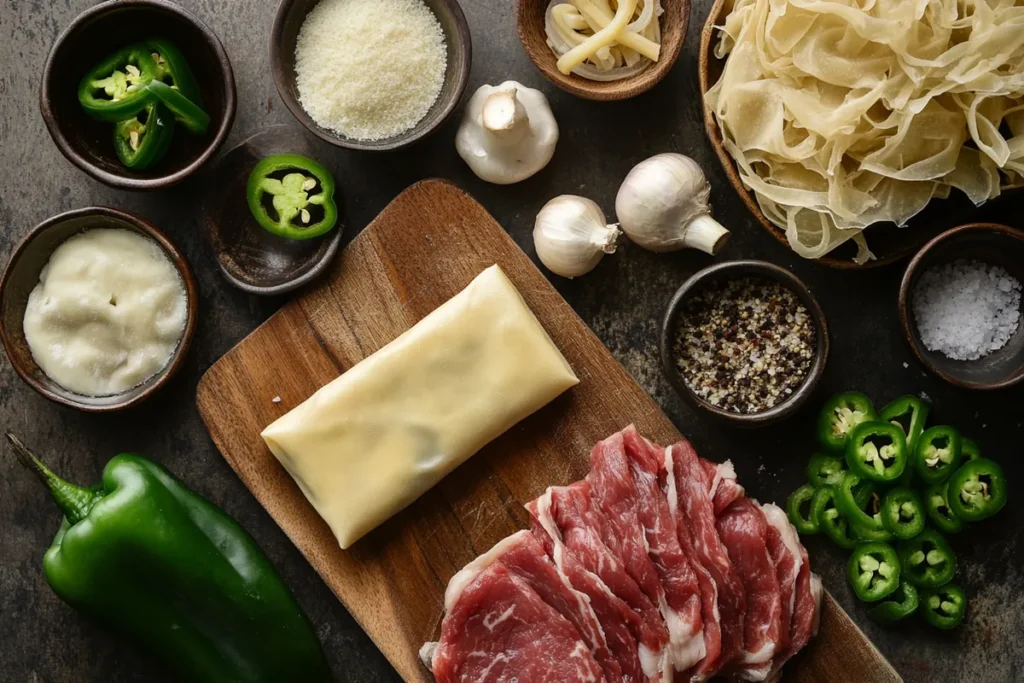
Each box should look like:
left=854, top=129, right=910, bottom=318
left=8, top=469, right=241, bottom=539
left=0, top=207, right=198, bottom=412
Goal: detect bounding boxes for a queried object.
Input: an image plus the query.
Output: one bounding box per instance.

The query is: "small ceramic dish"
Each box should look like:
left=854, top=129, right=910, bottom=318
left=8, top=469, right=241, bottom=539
left=202, top=125, right=344, bottom=295
left=40, top=0, right=236, bottom=191
left=899, top=223, right=1024, bottom=390
left=270, top=0, right=472, bottom=151
left=660, top=260, right=829, bottom=426
left=0, top=207, right=198, bottom=412
left=515, top=0, right=689, bottom=101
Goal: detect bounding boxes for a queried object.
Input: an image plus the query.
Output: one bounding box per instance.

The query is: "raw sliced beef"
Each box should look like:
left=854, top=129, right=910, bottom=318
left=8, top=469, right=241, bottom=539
left=441, top=531, right=621, bottom=681
left=620, top=427, right=709, bottom=676
left=531, top=483, right=672, bottom=682
left=716, top=499, right=782, bottom=681
left=768, top=546, right=822, bottom=677
left=589, top=430, right=706, bottom=672
left=760, top=503, right=803, bottom=657
left=430, top=561, right=606, bottom=682
left=667, top=441, right=746, bottom=678
left=701, top=458, right=745, bottom=516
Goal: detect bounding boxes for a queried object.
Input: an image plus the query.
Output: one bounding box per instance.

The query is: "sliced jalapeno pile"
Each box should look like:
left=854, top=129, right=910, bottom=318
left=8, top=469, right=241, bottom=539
left=868, top=580, right=918, bottom=625
left=947, top=458, right=1007, bottom=522
left=899, top=529, right=957, bottom=588
left=817, top=391, right=876, bottom=453
left=848, top=542, right=900, bottom=602
left=878, top=395, right=929, bottom=454
left=786, top=390, right=1007, bottom=631
left=880, top=487, right=925, bottom=540
left=246, top=154, right=339, bottom=240
left=913, top=426, right=962, bottom=485
left=77, top=38, right=209, bottom=171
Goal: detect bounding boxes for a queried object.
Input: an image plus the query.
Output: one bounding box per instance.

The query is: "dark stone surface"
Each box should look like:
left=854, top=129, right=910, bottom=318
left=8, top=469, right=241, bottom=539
left=0, top=1, right=1021, bottom=681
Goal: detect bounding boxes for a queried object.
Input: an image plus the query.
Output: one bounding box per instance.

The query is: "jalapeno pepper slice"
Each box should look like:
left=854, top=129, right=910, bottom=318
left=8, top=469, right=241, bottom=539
left=817, top=392, right=877, bottom=453
left=868, top=580, right=918, bottom=625
left=144, top=80, right=210, bottom=135
left=878, top=395, right=930, bottom=454
left=880, top=487, right=926, bottom=540
left=246, top=154, right=339, bottom=240
left=848, top=542, right=900, bottom=602
left=78, top=46, right=159, bottom=122
left=899, top=529, right=956, bottom=588
left=913, top=426, right=962, bottom=485
left=947, top=458, right=1007, bottom=522
left=143, top=38, right=203, bottom=106
left=845, top=421, right=908, bottom=482
left=961, top=438, right=981, bottom=462
left=920, top=583, right=966, bottom=630
left=807, top=453, right=845, bottom=488
left=112, top=102, right=175, bottom=170
left=786, top=484, right=818, bottom=535
left=811, top=486, right=857, bottom=549
left=851, top=519, right=894, bottom=543
left=924, top=481, right=964, bottom=534
left=837, top=471, right=884, bottom=531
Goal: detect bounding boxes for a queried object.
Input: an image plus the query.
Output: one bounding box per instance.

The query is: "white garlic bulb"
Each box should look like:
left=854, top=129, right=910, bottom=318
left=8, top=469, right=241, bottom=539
left=615, top=153, right=730, bottom=254
left=533, top=195, right=621, bottom=278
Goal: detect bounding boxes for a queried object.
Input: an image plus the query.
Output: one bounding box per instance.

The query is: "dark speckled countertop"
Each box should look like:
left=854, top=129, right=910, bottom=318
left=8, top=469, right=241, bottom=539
left=1, top=1, right=1021, bottom=681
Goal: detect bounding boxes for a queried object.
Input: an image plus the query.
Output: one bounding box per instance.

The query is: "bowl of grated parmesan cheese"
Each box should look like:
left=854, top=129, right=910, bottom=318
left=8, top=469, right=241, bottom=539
left=271, top=0, right=471, bottom=151
left=899, top=223, right=1024, bottom=391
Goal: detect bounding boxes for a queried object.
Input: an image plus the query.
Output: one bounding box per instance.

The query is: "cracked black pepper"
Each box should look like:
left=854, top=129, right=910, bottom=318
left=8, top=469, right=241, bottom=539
left=673, top=277, right=815, bottom=414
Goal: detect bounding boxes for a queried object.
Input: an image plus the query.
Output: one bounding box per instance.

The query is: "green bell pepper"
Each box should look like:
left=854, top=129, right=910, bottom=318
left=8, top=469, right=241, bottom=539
left=247, top=154, right=339, bottom=240
left=878, top=395, right=929, bottom=454
left=6, top=433, right=332, bottom=683
left=817, top=392, right=877, bottom=453
left=144, top=38, right=203, bottom=106
left=920, top=583, right=966, bottom=630
left=113, top=102, right=175, bottom=170
left=899, top=529, right=956, bottom=589
left=847, top=542, right=900, bottom=602
left=78, top=45, right=159, bottom=122
left=924, top=480, right=965, bottom=534
left=880, top=487, right=926, bottom=540
left=807, top=452, right=845, bottom=488
left=913, top=426, right=962, bottom=485
left=811, top=486, right=857, bottom=549
left=868, top=580, right=918, bottom=625
left=845, top=421, right=908, bottom=482
left=145, top=79, right=210, bottom=134
left=786, top=483, right=818, bottom=535
left=947, top=458, right=1007, bottom=522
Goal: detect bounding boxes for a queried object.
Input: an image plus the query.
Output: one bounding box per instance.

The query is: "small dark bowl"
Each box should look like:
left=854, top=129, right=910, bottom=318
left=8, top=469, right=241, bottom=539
left=0, top=207, right=199, bottom=412
left=270, top=0, right=472, bottom=151
left=660, top=261, right=830, bottom=426
left=516, top=0, right=689, bottom=101
left=899, top=223, right=1024, bottom=391
left=40, top=0, right=236, bottom=190
left=202, top=125, right=344, bottom=295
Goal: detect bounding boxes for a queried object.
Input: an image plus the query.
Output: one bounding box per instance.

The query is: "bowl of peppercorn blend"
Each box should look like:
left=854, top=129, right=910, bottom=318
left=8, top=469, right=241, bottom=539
left=660, top=261, right=829, bottom=426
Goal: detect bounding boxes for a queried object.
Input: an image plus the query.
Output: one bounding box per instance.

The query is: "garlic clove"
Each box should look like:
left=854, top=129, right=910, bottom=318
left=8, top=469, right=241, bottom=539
left=534, top=195, right=621, bottom=278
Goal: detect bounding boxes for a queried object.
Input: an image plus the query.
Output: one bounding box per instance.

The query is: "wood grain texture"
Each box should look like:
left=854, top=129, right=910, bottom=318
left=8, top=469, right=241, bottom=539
left=196, top=179, right=901, bottom=683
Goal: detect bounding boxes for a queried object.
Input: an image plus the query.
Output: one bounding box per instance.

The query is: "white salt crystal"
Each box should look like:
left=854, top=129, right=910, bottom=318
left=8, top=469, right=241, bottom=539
left=911, top=259, right=1021, bottom=361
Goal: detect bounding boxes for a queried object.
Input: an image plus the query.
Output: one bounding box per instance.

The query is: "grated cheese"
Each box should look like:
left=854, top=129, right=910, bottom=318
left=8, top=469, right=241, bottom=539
left=295, top=0, right=447, bottom=142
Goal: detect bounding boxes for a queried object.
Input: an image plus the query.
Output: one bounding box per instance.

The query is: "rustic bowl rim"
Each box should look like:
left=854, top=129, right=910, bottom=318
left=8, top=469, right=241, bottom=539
left=660, top=260, right=830, bottom=426
left=39, top=0, right=237, bottom=191
left=0, top=206, right=199, bottom=412
left=515, top=0, right=690, bottom=101
left=897, top=222, right=1024, bottom=391
left=269, top=0, right=472, bottom=152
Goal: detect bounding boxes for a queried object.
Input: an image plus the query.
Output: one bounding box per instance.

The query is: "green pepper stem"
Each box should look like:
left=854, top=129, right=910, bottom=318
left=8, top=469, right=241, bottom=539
left=5, top=432, right=101, bottom=524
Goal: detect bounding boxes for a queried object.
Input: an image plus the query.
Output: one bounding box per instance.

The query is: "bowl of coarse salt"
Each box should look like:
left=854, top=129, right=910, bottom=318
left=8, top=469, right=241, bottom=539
left=899, top=223, right=1024, bottom=390
left=271, top=0, right=471, bottom=151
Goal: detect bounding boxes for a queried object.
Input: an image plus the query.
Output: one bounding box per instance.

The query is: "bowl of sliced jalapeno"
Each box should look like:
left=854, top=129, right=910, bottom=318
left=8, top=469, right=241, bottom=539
left=40, top=0, right=236, bottom=190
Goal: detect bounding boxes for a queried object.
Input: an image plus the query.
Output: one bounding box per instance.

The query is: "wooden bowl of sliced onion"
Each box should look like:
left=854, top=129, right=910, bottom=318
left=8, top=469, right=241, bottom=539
left=516, top=0, right=689, bottom=101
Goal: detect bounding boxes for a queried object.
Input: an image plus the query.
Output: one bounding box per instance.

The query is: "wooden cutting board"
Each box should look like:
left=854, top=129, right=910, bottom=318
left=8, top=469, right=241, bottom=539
left=197, top=179, right=901, bottom=683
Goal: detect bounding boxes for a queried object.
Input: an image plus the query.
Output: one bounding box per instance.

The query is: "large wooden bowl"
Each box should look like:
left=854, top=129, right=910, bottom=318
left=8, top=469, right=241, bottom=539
left=698, top=0, right=1011, bottom=269
left=517, top=0, right=689, bottom=101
